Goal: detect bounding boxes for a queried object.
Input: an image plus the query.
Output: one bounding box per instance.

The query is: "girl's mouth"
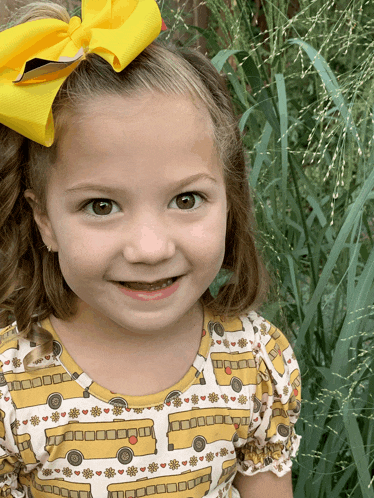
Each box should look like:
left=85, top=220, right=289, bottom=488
left=118, top=276, right=179, bottom=292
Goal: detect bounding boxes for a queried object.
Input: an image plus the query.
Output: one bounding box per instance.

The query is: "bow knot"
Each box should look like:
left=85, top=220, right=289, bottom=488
left=67, top=16, right=89, bottom=50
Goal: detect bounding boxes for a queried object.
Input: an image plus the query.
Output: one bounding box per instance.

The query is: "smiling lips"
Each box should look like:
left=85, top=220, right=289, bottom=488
left=119, top=277, right=178, bottom=291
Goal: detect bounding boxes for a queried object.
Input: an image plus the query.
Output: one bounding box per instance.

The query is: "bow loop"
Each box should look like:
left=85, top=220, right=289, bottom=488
left=67, top=16, right=89, bottom=50
left=0, top=0, right=163, bottom=146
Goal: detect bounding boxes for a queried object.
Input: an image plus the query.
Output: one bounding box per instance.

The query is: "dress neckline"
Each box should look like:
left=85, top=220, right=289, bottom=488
left=40, top=306, right=214, bottom=409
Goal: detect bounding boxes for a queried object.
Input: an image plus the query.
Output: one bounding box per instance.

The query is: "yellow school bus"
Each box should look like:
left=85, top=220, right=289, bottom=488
left=20, top=472, right=93, bottom=498
left=262, top=324, right=291, bottom=377
left=211, top=351, right=257, bottom=393
left=0, top=451, right=18, bottom=476
left=167, top=407, right=250, bottom=451
left=107, top=467, right=212, bottom=498
left=265, top=400, right=290, bottom=441
left=4, top=365, right=89, bottom=409
left=13, top=433, right=38, bottom=465
left=290, top=369, right=301, bottom=397
left=0, top=324, right=17, bottom=343
left=218, top=458, right=237, bottom=485
left=45, top=419, right=156, bottom=466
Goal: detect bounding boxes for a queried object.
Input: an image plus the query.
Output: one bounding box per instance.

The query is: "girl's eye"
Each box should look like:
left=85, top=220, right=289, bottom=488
left=82, top=192, right=206, bottom=217
left=83, top=199, right=120, bottom=217
left=171, top=192, right=206, bottom=211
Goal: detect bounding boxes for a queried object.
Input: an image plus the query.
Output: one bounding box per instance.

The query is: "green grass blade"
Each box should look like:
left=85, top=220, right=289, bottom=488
left=287, top=38, right=362, bottom=152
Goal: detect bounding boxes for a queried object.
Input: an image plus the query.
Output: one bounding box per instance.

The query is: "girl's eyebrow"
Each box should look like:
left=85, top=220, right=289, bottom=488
left=65, top=173, right=218, bottom=195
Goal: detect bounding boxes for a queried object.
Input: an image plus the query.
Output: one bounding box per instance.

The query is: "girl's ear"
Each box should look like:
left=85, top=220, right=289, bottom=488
left=24, top=189, right=58, bottom=252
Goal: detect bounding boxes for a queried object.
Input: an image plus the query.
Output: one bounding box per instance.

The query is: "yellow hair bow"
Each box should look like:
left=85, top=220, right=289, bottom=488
left=0, top=0, right=162, bottom=147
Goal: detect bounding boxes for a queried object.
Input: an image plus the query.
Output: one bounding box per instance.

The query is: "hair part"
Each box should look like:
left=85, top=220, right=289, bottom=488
left=0, top=1, right=269, bottom=367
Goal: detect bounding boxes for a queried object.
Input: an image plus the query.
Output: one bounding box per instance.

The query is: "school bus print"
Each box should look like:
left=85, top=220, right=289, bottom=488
left=218, top=458, right=237, bottom=485
left=3, top=365, right=90, bottom=410
left=12, top=433, right=38, bottom=465
left=0, top=324, right=37, bottom=351
left=262, top=324, right=291, bottom=378
left=107, top=467, right=212, bottom=498
left=264, top=400, right=291, bottom=441
left=20, top=472, right=93, bottom=498
left=45, top=419, right=157, bottom=466
left=0, top=324, right=18, bottom=344
left=0, top=450, right=18, bottom=476
left=211, top=351, right=257, bottom=393
left=167, top=407, right=250, bottom=451
left=207, top=316, right=244, bottom=337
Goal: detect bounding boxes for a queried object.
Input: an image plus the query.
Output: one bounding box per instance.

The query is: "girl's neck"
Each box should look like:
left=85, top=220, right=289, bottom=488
left=49, top=299, right=204, bottom=356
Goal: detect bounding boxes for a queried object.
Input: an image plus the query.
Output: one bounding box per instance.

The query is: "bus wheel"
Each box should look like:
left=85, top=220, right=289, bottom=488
left=231, top=377, right=242, bottom=393
left=277, top=424, right=290, bottom=437
left=253, top=396, right=261, bottom=413
left=117, top=447, right=133, bottom=465
left=0, top=373, right=7, bottom=387
left=164, top=391, right=182, bottom=404
left=109, top=397, right=127, bottom=407
left=192, top=436, right=206, bottom=452
left=47, top=393, right=62, bottom=410
left=232, top=432, right=239, bottom=443
left=293, top=400, right=301, bottom=414
left=52, top=340, right=62, bottom=357
left=67, top=450, right=83, bottom=466
left=208, top=321, right=224, bottom=337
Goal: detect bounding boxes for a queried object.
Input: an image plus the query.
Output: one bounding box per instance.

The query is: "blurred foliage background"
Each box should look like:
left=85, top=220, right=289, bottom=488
left=1, top=0, right=374, bottom=496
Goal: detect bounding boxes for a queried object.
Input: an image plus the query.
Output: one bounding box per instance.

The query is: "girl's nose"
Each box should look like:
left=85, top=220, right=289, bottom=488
left=122, top=218, right=176, bottom=264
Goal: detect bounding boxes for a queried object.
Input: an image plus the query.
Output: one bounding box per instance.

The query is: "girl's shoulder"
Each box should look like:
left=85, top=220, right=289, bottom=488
left=208, top=308, right=294, bottom=350
left=207, top=308, right=300, bottom=382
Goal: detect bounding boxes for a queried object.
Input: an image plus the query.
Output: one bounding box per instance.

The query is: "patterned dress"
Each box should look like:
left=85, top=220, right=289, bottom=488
left=0, top=306, right=301, bottom=497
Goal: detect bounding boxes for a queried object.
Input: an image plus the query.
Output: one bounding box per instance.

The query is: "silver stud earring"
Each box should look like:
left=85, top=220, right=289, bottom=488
left=47, top=245, right=52, bottom=252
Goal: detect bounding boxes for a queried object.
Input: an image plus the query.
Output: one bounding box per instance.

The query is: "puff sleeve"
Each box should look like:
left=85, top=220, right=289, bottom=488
left=236, top=315, right=302, bottom=477
left=0, top=364, right=24, bottom=497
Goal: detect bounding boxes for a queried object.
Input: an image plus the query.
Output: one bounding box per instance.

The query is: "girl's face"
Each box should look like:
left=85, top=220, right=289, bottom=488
left=27, top=92, right=229, bottom=339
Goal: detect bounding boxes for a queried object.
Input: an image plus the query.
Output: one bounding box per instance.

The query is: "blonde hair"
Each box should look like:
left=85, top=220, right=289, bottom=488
left=0, top=1, right=269, bottom=367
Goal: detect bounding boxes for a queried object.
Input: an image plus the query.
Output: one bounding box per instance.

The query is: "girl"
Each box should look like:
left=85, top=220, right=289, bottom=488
left=0, top=0, right=301, bottom=496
